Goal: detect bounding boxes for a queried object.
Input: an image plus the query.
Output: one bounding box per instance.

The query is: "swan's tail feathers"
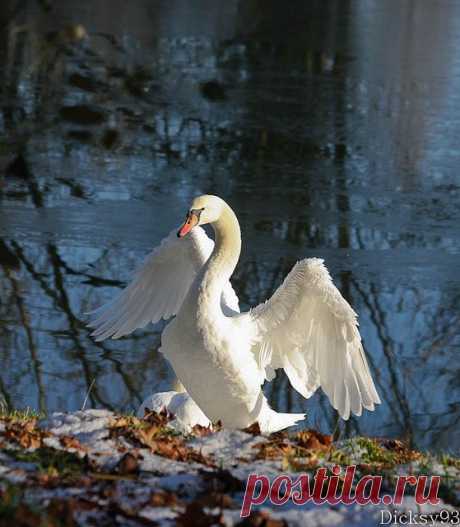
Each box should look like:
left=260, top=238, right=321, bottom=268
left=254, top=396, right=306, bottom=433
left=260, top=411, right=306, bottom=434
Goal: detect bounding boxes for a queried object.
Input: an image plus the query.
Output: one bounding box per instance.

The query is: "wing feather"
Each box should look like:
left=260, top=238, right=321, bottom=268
left=87, top=226, right=239, bottom=340
left=248, top=258, right=380, bottom=420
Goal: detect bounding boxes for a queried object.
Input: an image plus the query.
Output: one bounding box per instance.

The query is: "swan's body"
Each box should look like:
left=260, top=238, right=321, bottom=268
left=89, top=195, right=380, bottom=432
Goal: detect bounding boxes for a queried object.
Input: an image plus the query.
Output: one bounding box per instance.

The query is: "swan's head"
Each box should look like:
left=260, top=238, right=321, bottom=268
left=177, top=195, right=224, bottom=238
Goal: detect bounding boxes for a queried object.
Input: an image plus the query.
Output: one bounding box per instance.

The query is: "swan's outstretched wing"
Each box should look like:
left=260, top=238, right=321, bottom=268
left=88, top=227, right=239, bottom=341
left=247, top=258, right=380, bottom=420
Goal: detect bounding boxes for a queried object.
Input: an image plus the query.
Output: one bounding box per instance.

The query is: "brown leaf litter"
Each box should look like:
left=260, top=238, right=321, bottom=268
left=110, top=410, right=215, bottom=467
left=176, top=501, right=225, bottom=527
left=3, top=419, right=50, bottom=450
left=236, top=510, right=288, bottom=527
left=252, top=429, right=333, bottom=471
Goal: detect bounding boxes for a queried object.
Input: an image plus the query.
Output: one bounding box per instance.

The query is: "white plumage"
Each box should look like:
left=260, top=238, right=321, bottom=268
left=88, top=195, right=380, bottom=432
left=136, top=391, right=211, bottom=432
left=88, top=228, right=239, bottom=341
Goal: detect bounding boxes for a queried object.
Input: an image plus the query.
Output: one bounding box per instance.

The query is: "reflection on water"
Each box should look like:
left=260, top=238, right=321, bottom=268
left=0, top=0, right=459, bottom=452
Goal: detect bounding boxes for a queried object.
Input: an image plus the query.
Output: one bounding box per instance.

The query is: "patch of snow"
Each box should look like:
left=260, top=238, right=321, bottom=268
left=229, top=459, right=286, bottom=481
left=156, top=473, right=203, bottom=494
left=138, top=506, right=177, bottom=523
left=188, top=429, right=264, bottom=464
left=2, top=468, right=28, bottom=483
left=42, top=436, right=62, bottom=449
left=40, top=410, right=114, bottom=444
left=138, top=450, right=201, bottom=475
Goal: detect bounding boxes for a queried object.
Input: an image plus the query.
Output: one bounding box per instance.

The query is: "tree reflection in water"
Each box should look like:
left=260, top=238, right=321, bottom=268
left=0, top=0, right=459, bottom=452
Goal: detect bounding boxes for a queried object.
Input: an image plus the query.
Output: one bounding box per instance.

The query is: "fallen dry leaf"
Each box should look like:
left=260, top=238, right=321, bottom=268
left=0, top=503, right=42, bottom=527
left=110, top=417, right=214, bottom=467
left=149, top=490, right=180, bottom=507
left=60, top=435, right=85, bottom=451
left=236, top=510, right=288, bottom=527
left=117, top=452, right=139, bottom=475
left=46, top=498, right=80, bottom=527
left=197, top=492, right=236, bottom=509
left=4, top=420, right=50, bottom=449
left=253, top=429, right=331, bottom=465
left=294, top=429, right=332, bottom=451
left=143, top=408, right=174, bottom=427
left=378, top=438, right=422, bottom=464
left=176, top=501, right=225, bottom=527
left=199, top=468, right=245, bottom=494
left=191, top=423, right=214, bottom=437
left=242, top=422, right=261, bottom=435
left=137, top=425, right=159, bottom=444
left=253, top=439, right=294, bottom=460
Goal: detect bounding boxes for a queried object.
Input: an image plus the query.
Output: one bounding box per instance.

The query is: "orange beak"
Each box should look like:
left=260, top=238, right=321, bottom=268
left=177, top=211, right=199, bottom=238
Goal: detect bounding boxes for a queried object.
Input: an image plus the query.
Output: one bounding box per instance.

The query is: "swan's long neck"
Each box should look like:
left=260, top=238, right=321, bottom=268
left=202, top=204, right=241, bottom=306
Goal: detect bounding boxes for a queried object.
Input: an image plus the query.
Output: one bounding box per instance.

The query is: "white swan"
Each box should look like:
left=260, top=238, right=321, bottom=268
left=88, top=195, right=380, bottom=433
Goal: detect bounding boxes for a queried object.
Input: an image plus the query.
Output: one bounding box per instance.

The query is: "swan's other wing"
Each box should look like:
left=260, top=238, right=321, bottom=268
left=248, top=258, right=380, bottom=420
left=87, top=226, right=239, bottom=341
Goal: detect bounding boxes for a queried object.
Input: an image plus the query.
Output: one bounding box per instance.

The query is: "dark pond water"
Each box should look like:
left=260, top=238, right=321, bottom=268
left=0, top=0, right=459, bottom=452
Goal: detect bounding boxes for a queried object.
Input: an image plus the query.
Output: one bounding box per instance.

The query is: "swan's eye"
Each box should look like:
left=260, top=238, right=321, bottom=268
left=191, top=208, right=204, bottom=219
